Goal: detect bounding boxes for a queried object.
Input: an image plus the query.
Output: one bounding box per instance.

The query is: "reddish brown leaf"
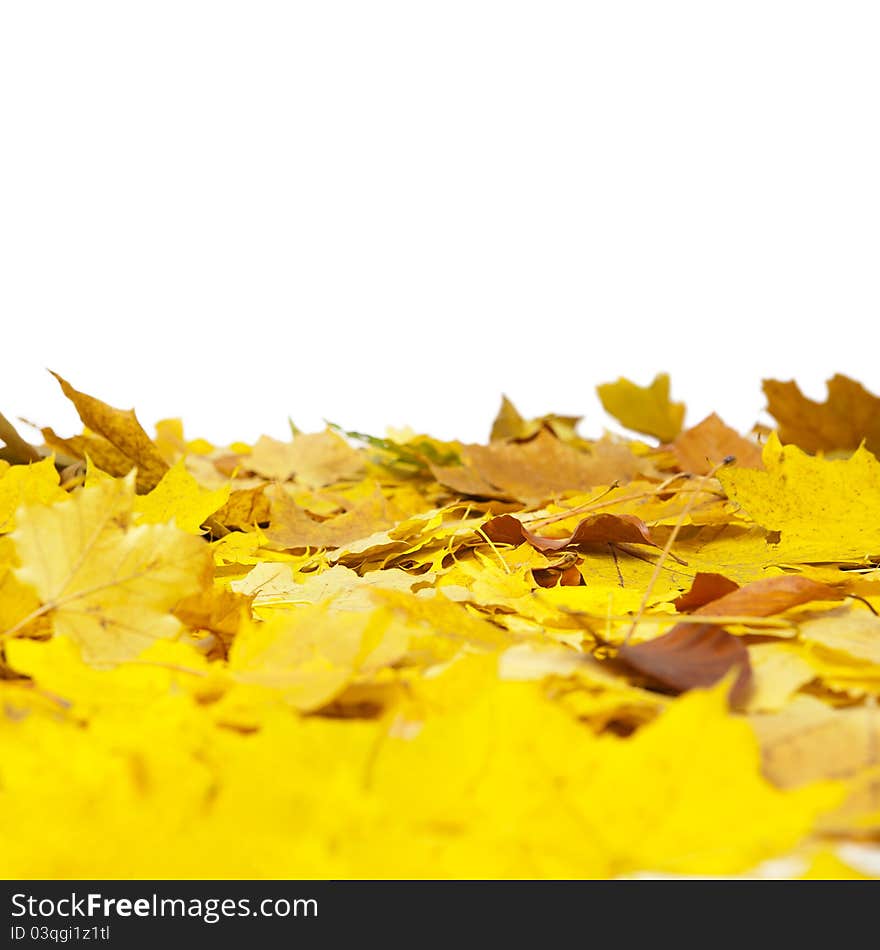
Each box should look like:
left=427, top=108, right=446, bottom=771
left=563, top=514, right=659, bottom=551
left=694, top=575, right=844, bottom=618
left=481, top=513, right=532, bottom=546
left=674, top=572, right=740, bottom=612
left=617, top=624, right=752, bottom=703
left=482, top=512, right=659, bottom=553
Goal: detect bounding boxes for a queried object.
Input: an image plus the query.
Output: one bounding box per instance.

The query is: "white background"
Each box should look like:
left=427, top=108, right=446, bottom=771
left=2, top=2, right=878, bottom=447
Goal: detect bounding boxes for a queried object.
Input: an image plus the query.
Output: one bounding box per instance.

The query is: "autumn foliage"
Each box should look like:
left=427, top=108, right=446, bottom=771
left=1, top=372, right=879, bottom=879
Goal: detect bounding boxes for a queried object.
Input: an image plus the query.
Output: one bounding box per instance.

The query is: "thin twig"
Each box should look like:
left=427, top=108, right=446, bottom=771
left=622, top=459, right=734, bottom=645
left=523, top=473, right=720, bottom=530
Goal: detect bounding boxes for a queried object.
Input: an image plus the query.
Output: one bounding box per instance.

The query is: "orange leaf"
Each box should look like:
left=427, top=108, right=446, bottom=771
left=694, top=575, right=844, bottom=618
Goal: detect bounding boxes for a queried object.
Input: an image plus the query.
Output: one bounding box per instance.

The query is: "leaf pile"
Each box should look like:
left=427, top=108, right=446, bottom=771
left=2, top=371, right=880, bottom=879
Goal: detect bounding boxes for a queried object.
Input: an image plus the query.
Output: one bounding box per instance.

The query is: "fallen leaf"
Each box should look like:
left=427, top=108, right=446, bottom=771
left=597, top=373, right=685, bottom=442
left=431, top=430, right=642, bottom=503
left=617, top=624, right=752, bottom=702
left=49, top=372, right=169, bottom=492
left=8, top=473, right=211, bottom=664
left=673, top=572, right=740, bottom=611
left=533, top=562, right=583, bottom=588
left=2, top=371, right=876, bottom=880
left=482, top=511, right=659, bottom=553
left=764, top=375, right=880, bottom=455
left=745, top=644, right=816, bottom=713
left=247, top=430, right=364, bottom=487
left=672, top=413, right=762, bottom=474
left=210, top=485, right=271, bottom=530
left=224, top=605, right=408, bottom=713
left=231, top=562, right=433, bottom=612
left=0, top=457, right=67, bottom=534
left=265, top=485, right=400, bottom=550
left=489, top=395, right=582, bottom=443
left=694, top=575, right=844, bottom=618
left=0, top=536, right=45, bottom=637
left=134, top=459, right=230, bottom=533
left=798, top=611, right=880, bottom=666
left=173, top=586, right=253, bottom=645
left=751, top=696, right=880, bottom=833
left=718, top=431, right=880, bottom=562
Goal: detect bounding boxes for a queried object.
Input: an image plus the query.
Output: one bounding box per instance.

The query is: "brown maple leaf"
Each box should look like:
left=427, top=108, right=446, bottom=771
left=763, top=375, right=880, bottom=455
left=672, top=413, right=762, bottom=474
left=431, top=430, right=642, bottom=503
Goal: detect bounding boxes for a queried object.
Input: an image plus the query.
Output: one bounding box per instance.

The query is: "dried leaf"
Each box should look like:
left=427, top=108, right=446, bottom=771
left=489, top=395, right=582, bottom=443
left=751, top=697, right=880, bottom=832
left=248, top=430, right=364, bottom=487
left=673, top=413, right=762, bottom=474
left=764, top=375, right=880, bottom=455
left=597, top=373, right=685, bottom=442
left=49, top=371, right=169, bottom=492
left=0, top=457, right=67, bottom=534
left=133, top=459, right=230, bottom=533
left=719, top=431, right=880, bottom=562
left=9, top=473, right=211, bottom=664
left=482, top=511, right=659, bottom=553
left=432, top=430, right=641, bottom=503
left=674, top=572, right=740, bottom=612
left=694, top=575, right=844, bottom=618
left=798, top=611, right=880, bottom=666
left=265, top=485, right=400, bottom=550
left=617, top=624, right=753, bottom=702
left=211, top=485, right=271, bottom=530
left=225, top=605, right=407, bottom=712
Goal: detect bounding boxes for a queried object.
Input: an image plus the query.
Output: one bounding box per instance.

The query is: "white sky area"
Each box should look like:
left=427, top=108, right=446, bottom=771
left=2, top=2, right=879, bottom=448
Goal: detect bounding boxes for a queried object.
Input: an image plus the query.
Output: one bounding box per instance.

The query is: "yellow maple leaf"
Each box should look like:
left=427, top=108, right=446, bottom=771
left=597, top=373, right=685, bottom=443
left=5, top=635, right=212, bottom=718
left=223, top=604, right=408, bottom=714
left=0, top=536, right=44, bottom=636
left=586, top=684, right=840, bottom=875
left=7, top=473, right=212, bottom=664
left=371, top=670, right=839, bottom=877
left=719, top=431, right=880, bottom=562
left=745, top=643, right=815, bottom=712
left=750, top=695, right=880, bottom=834
left=133, top=459, right=230, bottom=533
left=0, top=456, right=67, bottom=533
left=799, top=611, right=880, bottom=667
left=230, top=562, right=433, bottom=611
